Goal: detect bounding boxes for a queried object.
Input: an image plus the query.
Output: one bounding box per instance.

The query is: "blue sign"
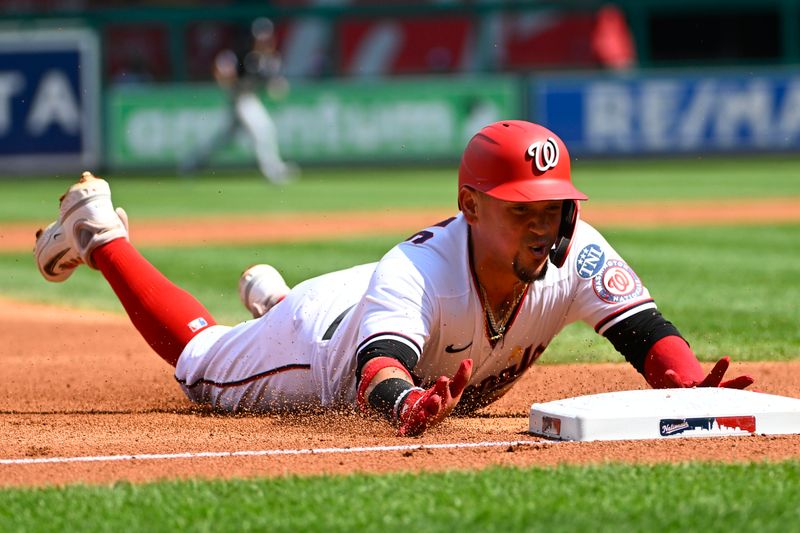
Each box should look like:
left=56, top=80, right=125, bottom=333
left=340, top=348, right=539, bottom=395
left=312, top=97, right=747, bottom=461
left=0, top=29, right=100, bottom=174
left=530, top=70, right=800, bottom=156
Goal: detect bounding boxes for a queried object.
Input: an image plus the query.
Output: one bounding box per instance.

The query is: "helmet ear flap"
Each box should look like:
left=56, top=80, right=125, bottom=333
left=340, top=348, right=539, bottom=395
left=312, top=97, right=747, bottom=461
left=549, top=200, right=579, bottom=268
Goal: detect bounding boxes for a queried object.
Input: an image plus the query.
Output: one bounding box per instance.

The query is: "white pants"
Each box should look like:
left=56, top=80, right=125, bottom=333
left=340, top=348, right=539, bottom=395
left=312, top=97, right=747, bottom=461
left=175, top=321, right=321, bottom=413
left=174, top=263, right=376, bottom=413
left=235, top=93, right=290, bottom=183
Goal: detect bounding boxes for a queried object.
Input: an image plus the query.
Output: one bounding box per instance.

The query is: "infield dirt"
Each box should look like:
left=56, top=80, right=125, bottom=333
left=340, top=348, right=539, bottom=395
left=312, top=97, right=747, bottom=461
left=2, top=200, right=799, bottom=487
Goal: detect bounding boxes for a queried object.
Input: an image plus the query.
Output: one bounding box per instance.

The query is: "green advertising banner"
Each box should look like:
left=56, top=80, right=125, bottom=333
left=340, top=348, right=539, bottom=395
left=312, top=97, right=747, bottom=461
left=106, top=77, right=520, bottom=168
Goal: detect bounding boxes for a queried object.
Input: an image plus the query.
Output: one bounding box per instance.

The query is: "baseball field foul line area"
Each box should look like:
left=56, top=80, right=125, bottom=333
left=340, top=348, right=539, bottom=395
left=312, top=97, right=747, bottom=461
left=0, top=440, right=556, bottom=466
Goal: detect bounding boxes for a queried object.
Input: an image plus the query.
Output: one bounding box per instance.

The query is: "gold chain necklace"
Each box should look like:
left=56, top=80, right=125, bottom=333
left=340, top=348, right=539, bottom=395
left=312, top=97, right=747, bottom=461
left=478, top=281, right=528, bottom=341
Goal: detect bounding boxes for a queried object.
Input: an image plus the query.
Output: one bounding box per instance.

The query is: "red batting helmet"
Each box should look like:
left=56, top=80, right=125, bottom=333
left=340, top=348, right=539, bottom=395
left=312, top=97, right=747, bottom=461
left=458, top=120, right=588, bottom=267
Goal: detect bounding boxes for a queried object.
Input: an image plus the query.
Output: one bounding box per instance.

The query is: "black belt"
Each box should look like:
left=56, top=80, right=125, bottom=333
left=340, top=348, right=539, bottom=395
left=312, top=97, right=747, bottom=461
left=322, top=304, right=356, bottom=340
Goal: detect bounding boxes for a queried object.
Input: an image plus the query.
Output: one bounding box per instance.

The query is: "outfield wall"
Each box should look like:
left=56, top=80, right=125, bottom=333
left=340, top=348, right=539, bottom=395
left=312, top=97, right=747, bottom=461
left=107, top=68, right=800, bottom=170
left=4, top=26, right=800, bottom=175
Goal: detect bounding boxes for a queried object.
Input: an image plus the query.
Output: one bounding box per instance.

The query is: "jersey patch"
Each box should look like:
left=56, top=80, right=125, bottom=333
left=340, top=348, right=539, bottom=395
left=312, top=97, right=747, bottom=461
left=593, top=259, right=643, bottom=304
left=576, top=244, right=605, bottom=279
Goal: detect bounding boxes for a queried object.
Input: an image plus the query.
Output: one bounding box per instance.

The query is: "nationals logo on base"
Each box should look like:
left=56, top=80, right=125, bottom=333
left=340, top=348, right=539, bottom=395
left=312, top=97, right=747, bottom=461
left=593, top=259, right=643, bottom=303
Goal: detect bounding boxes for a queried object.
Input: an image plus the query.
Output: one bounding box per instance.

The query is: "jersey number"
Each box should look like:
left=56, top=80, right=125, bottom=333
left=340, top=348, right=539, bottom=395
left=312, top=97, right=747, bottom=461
left=405, top=217, right=456, bottom=244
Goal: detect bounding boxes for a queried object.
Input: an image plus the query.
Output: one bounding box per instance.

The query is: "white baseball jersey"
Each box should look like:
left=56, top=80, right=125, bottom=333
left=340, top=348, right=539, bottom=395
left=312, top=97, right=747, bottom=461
left=176, top=213, right=656, bottom=412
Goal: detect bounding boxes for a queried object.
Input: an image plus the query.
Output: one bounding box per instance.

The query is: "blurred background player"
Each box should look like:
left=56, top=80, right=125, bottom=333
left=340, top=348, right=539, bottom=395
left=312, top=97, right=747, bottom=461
left=180, top=17, right=298, bottom=184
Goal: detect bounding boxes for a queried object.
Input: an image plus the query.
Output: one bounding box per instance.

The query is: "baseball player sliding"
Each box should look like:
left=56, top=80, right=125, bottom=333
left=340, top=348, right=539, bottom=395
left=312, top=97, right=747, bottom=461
left=34, top=120, right=753, bottom=436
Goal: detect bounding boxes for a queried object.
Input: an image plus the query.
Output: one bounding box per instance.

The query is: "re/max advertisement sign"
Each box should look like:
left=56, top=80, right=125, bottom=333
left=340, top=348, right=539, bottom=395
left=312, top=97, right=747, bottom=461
left=0, top=29, right=100, bottom=175
left=531, top=71, right=800, bottom=156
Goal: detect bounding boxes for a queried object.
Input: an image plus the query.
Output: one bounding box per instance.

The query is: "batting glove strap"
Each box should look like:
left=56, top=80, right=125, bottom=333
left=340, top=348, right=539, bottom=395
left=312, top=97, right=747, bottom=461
left=393, top=387, right=425, bottom=423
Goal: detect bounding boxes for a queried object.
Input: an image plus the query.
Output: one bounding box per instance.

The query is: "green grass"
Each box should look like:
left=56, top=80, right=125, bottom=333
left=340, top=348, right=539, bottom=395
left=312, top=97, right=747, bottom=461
left=3, top=224, right=796, bottom=361
left=571, top=155, right=800, bottom=202
left=3, top=155, right=800, bottom=223
left=0, top=168, right=458, bottom=222
left=5, top=159, right=800, bottom=350
left=0, top=238, right=396, bottom=324
left=547, top=224, right=800, bottom=362
left=2, top=462, right=800, bottom=532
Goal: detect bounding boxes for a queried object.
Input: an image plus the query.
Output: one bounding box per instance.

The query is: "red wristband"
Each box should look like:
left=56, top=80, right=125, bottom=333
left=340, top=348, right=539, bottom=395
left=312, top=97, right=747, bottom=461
left=356, top=356, right=413, bottom=410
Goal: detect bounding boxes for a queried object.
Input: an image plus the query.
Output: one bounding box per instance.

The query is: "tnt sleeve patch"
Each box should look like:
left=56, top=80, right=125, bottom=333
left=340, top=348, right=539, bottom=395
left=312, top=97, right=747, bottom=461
left=575, top=244, right=606, bottom=279
left=592, top=259, right=643, bottom=304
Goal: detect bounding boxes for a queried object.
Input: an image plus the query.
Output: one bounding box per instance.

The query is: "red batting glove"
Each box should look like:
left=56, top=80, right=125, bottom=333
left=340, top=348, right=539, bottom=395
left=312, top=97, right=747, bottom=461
left=396, top=359, right=473, bottom=437
left=665, top=356, right=754, bottom=389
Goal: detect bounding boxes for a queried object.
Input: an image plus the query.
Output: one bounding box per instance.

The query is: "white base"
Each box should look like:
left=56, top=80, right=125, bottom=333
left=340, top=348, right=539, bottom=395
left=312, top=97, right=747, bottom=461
left=529, top=388, right=800, bottom=442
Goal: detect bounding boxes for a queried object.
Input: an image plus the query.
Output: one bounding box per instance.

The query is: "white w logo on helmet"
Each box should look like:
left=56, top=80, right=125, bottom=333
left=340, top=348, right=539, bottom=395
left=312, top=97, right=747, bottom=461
left=526, top=137, right=560, bottom=172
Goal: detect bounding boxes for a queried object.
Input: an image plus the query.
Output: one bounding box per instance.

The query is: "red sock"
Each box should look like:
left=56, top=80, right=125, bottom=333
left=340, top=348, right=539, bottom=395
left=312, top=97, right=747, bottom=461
left=92, top=239, right=217, bottom=367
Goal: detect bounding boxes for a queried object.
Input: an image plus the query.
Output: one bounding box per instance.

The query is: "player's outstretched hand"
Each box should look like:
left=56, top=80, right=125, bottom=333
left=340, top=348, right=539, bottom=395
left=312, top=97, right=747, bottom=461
left=397, top=359, right=473, bottom=437
left=664, top=356, right=754, bottom=389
